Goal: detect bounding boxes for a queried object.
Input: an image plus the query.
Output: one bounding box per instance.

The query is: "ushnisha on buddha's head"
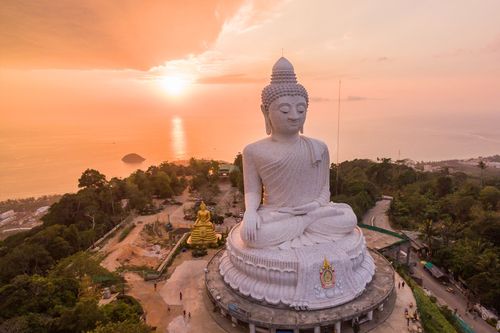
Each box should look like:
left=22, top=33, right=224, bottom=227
left=261, top=57, right=309, bottom=136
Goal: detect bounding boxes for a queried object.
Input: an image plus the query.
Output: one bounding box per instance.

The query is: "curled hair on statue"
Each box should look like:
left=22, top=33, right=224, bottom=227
left=260, top=57, right=309, bottom=135
left=261, top=84, right=309, bottom=112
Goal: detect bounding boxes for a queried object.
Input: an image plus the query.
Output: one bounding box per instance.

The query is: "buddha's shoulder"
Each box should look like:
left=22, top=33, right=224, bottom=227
left=242, top=138, right=274, bottom=156
left=301, top=136, right=329, bottom=152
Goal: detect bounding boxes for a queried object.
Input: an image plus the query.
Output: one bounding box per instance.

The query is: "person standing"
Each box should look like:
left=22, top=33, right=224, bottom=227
left=179, top=291, right=183, bottom=301
left=352, top=318, right=360, bottom=333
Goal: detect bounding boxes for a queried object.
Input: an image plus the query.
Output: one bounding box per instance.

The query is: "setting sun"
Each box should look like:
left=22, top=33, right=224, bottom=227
left=160, top=76, right=189, bottom=96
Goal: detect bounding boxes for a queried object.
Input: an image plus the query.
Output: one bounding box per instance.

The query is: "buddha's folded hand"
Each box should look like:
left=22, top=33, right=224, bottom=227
left=278, top=201, right=321, bottom=216
left=242, top=210, right=262, bottom=241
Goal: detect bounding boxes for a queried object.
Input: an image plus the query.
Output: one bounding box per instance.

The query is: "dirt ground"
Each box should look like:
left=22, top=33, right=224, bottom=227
left=99, top=213, right=172, bottom=272
left=97, top=181, right=242, bottom=332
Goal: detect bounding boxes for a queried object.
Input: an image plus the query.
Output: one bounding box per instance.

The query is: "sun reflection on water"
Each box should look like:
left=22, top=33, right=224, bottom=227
left=171, top=116, right=186, bottom=160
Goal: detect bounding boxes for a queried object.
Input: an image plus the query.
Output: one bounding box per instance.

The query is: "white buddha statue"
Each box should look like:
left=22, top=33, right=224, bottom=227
left=219, top=57, right=374, bottom=310
left=240, top=58, right=356, bottom=249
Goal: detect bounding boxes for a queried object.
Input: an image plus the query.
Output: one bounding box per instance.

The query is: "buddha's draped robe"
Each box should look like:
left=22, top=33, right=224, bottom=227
left=241, top=136, right=356, bottom=249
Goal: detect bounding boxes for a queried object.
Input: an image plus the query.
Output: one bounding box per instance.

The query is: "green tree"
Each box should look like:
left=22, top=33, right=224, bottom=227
left=55, top=298, right=104, bottom=333
left=89, top=320, right=152, bottom=333
left=231, top=152, right=244, bottom=193
left=0, top=274, right=79, bottom=320
left=419, top=219, right=437, bottom=257
left=0, top=313, right=51, bottom=333
left=477, top=160, right=487, bottom=187
left=435, top=176, right=453, bottom=197
left=479, top=186, right=500, bottom=210
left=368, top=157, right=393, bottom=187
left=78, top=169, right=107, bottom=190
left=49, top=252, right=120, bottom=287
left=0, top=244, right=54, bottom=283
left=151, top=171, right=174, bottom=198
left=101, top=299, right=143, bottom=323
left=125, top=181, right=150, bottom=211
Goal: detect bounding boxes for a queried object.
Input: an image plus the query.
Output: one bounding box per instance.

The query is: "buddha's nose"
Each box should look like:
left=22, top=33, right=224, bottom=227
left=288, top=110, right=301, bottom=120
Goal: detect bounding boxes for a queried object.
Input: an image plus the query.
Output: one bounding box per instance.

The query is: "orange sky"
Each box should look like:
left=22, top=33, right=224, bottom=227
left=1, top=0, right=500, bottom=165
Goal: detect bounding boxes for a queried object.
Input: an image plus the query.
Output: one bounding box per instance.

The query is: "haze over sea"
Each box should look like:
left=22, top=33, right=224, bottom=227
left=1, top=107, right=499, bottom=201
left=1, top=2, right=500, bottom=201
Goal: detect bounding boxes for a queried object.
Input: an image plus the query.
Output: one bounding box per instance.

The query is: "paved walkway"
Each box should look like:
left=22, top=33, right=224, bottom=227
left=161, top=257, right=224, bottom=333
left=124, top=250, right=225, bottom=333
left=125, top=272, right=182, bottom=332
left=369, top=273, right=419, bottom=333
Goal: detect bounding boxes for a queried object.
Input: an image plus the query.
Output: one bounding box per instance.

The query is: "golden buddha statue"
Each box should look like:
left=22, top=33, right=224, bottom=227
left=188, top=201, right=218, bottom=246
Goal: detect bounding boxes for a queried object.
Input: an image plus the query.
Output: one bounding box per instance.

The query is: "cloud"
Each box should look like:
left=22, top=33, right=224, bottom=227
left=146, top=1, right=286, bottom=82
left=311, top=95, right=379, bottom=103
left=197, top=73, right=263, bottom=84
left=219, top=0, right=283, bottom=35
left=0, top=0, right=244, bottom=70
left=482, top=34, right=500, bottom=53
left=433, top=48, right=472, bottom=58
left=346, top=95, right=369, bottom=101
left=433, top=34, right=500, bottom=58
left=310, top=97, right=332, bottom=102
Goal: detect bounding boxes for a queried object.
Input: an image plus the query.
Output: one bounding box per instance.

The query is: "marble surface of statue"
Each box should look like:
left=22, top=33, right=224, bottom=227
left=219, top=57, right=374, bottom=310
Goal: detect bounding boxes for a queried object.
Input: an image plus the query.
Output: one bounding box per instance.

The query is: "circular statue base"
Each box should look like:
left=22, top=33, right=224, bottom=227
left=205, top=249, right=395, bottom=332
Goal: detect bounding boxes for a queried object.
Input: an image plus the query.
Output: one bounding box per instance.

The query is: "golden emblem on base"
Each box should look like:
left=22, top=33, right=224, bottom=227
left=320, top=257, right=335, bottom=289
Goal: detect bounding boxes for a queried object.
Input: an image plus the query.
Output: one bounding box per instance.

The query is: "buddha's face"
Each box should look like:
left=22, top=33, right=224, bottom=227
left=267, top=95, right=307, bottom=136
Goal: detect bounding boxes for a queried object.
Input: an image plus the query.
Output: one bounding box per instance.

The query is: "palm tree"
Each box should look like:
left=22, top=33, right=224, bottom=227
left=477, top=160, right=487, bottom=187
left=419, top=219, right=437, bottom=258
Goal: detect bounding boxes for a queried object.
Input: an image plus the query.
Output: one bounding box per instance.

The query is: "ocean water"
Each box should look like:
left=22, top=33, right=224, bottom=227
left=1, top=110, right=499, bottom=201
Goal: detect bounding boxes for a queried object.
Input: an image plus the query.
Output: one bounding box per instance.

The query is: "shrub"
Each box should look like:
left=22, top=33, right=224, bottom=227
left=192, top=247, right=207, bottom=258
left=118, top=224, right=136, bottom=242
left=396, top=267, right=457, bottom=333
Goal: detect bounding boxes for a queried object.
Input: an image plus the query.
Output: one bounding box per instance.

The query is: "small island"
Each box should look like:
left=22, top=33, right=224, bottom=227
left=121, top=153, right=145, bottom=164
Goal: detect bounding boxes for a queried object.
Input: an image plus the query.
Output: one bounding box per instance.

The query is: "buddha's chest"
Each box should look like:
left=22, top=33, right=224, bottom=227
left=254, top=147, right=315, bottom=180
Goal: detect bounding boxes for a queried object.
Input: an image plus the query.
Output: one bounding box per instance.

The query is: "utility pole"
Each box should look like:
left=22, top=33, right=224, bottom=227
left=335, top=80, right=341, bottom=196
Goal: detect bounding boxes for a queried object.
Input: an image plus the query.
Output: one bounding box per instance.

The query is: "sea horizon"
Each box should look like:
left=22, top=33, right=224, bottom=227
left=1, top=116, right=499, bottom=201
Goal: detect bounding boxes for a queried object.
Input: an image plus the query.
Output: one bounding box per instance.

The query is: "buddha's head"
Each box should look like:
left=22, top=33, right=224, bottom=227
left=200, top=201, right=207, bottom=211
left=261, top=57, right=309, bottom=136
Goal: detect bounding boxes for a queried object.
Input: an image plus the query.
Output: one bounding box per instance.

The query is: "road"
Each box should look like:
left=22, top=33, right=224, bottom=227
left=364, top=198, right=496, bottom=333
left=412, top=264, right=496, bottom=333
left=362, top=198, right=393, bottom=230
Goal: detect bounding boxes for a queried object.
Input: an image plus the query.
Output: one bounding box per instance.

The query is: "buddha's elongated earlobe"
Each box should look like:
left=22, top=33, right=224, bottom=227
left=300, top=125, right=304, bottom=134
left=265, top=117, right=272, bottom=135
left=261, top=105, right=272, bottom=135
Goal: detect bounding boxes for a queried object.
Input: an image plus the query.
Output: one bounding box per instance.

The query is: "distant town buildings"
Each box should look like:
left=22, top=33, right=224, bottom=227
left=0, top=210, right=16, bottom=226
left=0, top=210, right=16, bottom=220
left=460, top=158, right=500, bottom=169
left=1, top=206, right=51, bottom=238
left=35, top=206, right=50, bottom=215
left=422, top=164, right=442, bottom=173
